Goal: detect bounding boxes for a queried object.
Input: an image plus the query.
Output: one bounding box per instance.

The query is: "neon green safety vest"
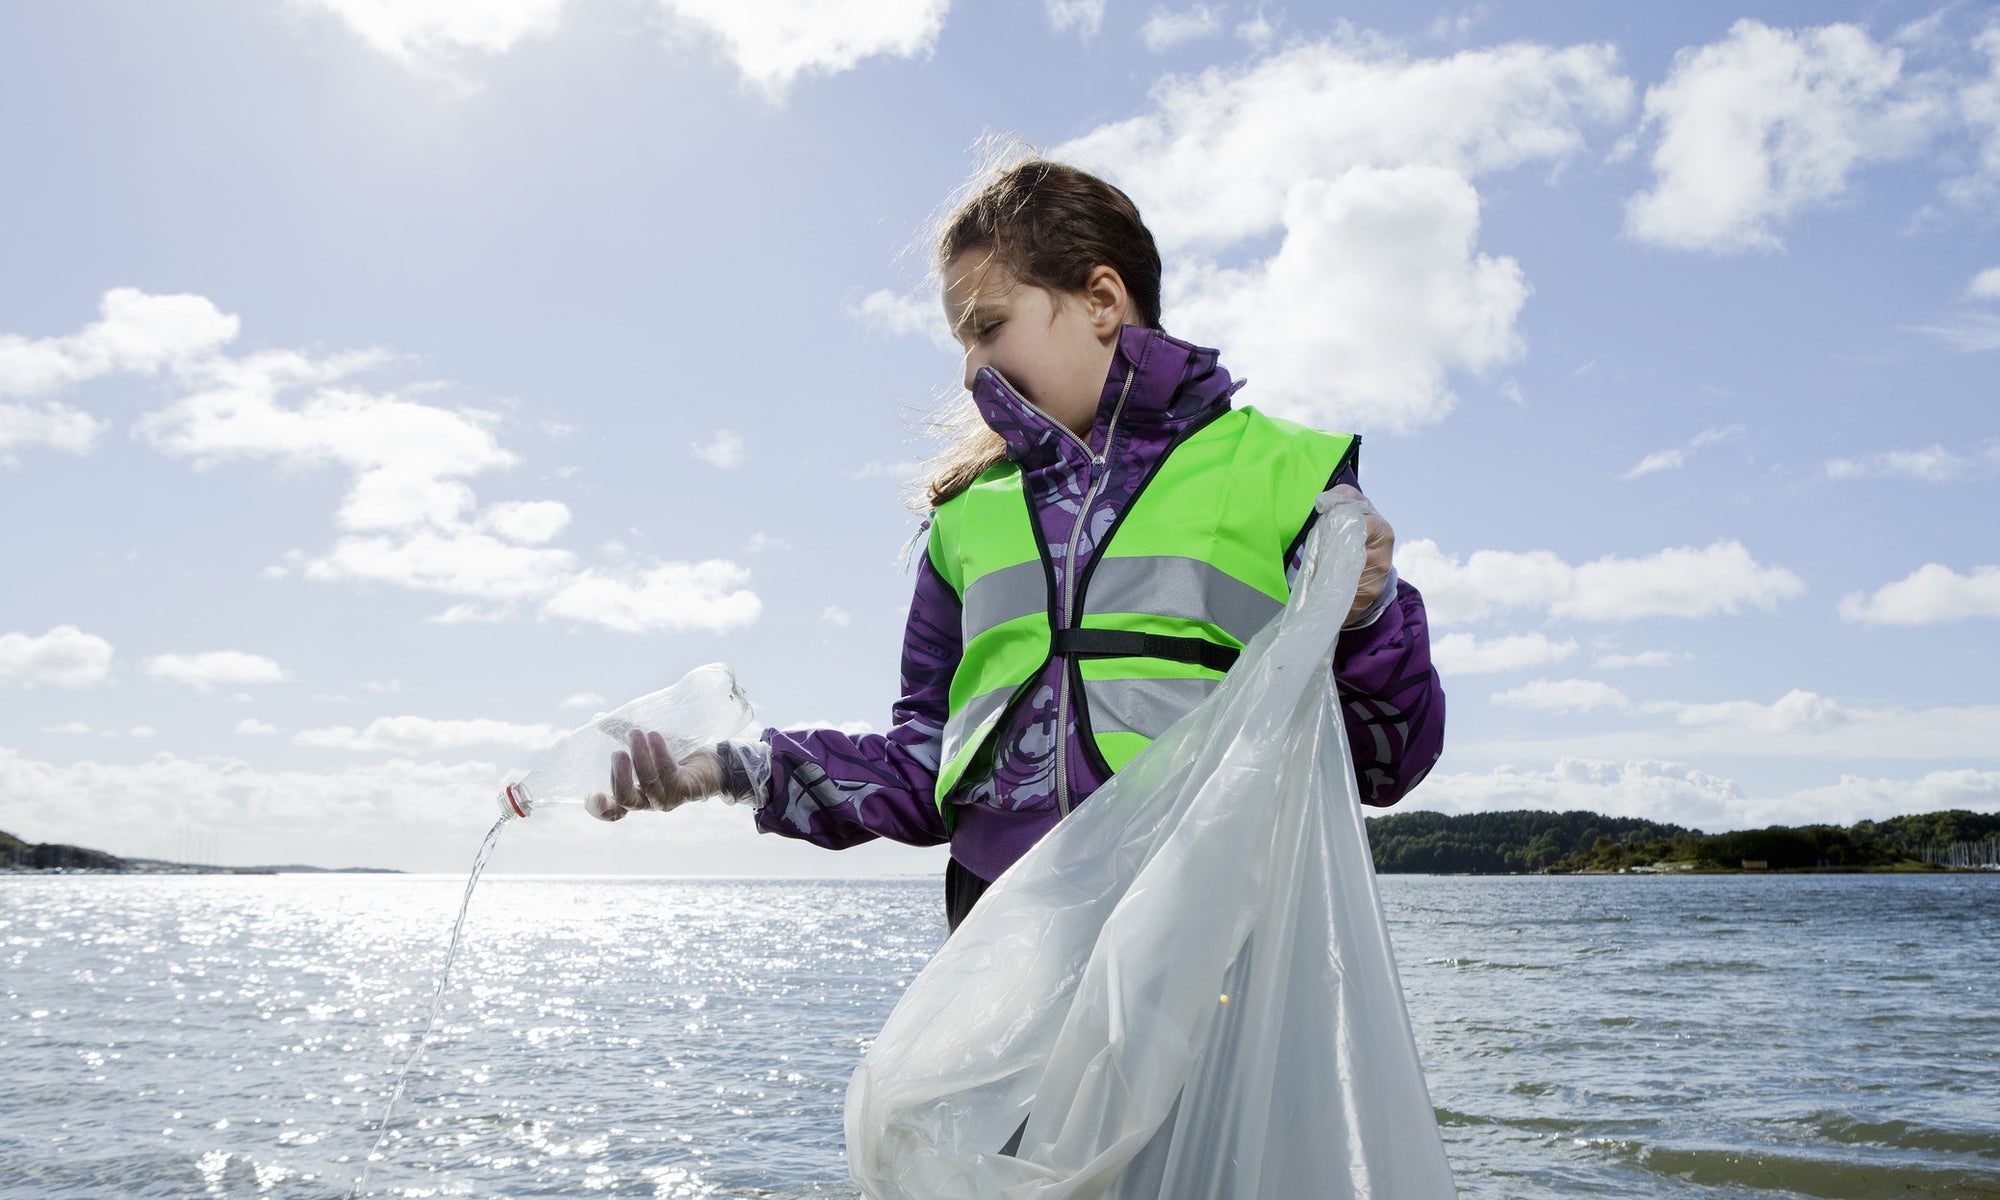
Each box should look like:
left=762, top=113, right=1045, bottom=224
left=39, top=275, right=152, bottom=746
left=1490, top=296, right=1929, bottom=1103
left=926, top=407, right=1354, bottom=813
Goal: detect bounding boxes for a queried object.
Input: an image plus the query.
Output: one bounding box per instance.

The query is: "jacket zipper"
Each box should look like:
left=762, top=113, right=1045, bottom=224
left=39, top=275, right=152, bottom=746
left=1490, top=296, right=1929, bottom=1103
left=980, top=365, right=1138, bottom=815
left=1055, top=367, right=1136, bottom=815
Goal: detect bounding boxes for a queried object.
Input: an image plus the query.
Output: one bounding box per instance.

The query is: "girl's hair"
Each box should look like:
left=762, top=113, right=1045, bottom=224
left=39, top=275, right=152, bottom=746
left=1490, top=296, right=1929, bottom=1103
left=920, top=157, right=1164, bottom=510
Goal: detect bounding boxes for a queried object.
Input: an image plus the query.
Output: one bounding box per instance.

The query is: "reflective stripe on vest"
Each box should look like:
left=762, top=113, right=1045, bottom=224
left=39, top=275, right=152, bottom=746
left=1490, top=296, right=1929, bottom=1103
left=927, top=408, right=1354, bottom=812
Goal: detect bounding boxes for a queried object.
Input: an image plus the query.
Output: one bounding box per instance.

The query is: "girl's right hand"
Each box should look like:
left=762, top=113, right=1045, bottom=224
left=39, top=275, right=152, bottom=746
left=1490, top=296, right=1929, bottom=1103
left=588, top=729, right=725, bottom=821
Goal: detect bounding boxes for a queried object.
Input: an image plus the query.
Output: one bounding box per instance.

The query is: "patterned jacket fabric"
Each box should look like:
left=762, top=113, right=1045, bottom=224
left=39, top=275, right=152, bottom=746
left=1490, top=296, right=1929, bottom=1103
left=753, top=325, right=1446, bottom=884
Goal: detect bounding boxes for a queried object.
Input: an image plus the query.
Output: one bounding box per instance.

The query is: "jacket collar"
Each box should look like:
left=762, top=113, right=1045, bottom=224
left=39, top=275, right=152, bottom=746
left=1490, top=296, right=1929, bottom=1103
left=971, top=325, right=1242, bottom=465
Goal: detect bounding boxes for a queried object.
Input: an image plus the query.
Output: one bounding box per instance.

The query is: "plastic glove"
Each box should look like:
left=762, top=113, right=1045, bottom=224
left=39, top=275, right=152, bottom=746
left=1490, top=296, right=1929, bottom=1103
left=1327, top=483, right=1395, bottom=626
left=588, top=730, right=769, bottom=820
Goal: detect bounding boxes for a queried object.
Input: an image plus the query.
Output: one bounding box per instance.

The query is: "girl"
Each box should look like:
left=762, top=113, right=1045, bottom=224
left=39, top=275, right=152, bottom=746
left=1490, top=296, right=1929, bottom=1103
left=593, top=159, right=1444, bottom=930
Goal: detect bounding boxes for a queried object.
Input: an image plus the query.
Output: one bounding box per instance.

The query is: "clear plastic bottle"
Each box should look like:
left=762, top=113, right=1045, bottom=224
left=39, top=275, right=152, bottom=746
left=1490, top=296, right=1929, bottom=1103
left=498, top=663, right=758, bottom=819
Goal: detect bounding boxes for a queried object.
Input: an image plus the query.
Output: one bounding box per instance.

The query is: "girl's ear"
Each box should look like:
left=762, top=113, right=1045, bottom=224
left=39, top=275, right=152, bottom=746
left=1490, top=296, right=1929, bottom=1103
left=1082, top=264, right=1135, bottom=338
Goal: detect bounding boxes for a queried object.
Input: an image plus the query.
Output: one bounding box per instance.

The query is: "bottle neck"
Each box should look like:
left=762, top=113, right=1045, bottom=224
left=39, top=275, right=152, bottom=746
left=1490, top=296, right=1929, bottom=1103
left=500, top=782, right=534, bottom=820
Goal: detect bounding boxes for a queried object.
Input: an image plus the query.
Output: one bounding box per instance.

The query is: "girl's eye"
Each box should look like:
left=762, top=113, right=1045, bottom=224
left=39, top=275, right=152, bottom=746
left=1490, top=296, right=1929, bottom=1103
left=979, top=321, right=1002, bottom=339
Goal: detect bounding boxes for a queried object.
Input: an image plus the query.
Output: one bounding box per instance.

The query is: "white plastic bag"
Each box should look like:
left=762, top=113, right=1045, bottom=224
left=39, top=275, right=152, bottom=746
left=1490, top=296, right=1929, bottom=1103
left=846, top=495, right=1455, bottom=1200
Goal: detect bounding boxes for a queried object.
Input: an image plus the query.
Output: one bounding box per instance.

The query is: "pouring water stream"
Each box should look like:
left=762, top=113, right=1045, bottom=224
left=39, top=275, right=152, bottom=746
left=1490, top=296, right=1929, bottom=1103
left=345, top=816, right=510, bottom=1199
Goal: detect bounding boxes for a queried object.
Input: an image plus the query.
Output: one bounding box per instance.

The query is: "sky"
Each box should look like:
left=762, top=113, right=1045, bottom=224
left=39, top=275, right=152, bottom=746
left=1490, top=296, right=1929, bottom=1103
left=2, top=0, right=1996, bottom=876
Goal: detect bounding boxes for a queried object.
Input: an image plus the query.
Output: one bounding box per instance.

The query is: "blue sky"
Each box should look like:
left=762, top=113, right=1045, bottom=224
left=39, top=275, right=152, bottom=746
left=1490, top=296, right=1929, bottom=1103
left=2, top=0, right=1996, bottom=874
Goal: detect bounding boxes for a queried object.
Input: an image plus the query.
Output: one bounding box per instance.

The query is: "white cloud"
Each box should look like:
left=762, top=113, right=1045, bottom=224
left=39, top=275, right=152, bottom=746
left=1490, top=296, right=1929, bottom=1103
left=1907, top=311, right=2000, bottom=352
left=0, top=287, right=240, bottom=397
left=1395, top=541, right=1571, bottom=625
left=1234, top=13, right=1273, bottom=48
left=1660, top=687, right=1850, bottom=732
left=1622, top=448, right=1683, bottom=479
left=1399, top=538, right=1803, bottom=625
left=145, top=651, right=287, bottom=691
left=430, top=602, right=514, bottom=624
left=136, top=354, right=512, bottom=534
left=235, top=719, right=278, bottom=736
left=171, top=353, right=737, bottom=627
left=43, top=721, right=94, bottom=735
left=1060, top=39, right=1630, bottom=431
left=1415, top=758, right=2000, bottom=830
left=0, top=626, right=115, bottom=688
left=299, top=0, right=566, bottom=82
left=482, top=499, right=571, bottom=544
left=1839, top=563, right=2000, bottom=625
left=1766, top=768, right=2000, bottom=828
left=848, top=289, right=956, bottom=352
left=819, top=606, right=852, bottom=627
left=309, top=528, right=565, bottom=599
left=654, top=0, right=950, bottom=99
left=1046, top=0, right=1104, bottom=37
left=1431, top=631, right=1577, bottom=675
left=317, top=534, right=763, bottom=633
left=558, top=692, right=606, bottom=713
left=128, top=726, right=159, bottom=738
left=541, top=560, right=762, bottom=634
left=295, top=714, right=562, bottom=753
left=0, top=401, right=107, bottom=459
left=1470, top=694, right=2000, bottom=763
left=692, top=429, right=747, bottom=469
left=1594, top=649, right=1682, bottom=669
left=744, top=532, right=792, bottom=554
left=1172, top=166, right=1528, bottom=431
left=1065, top=39, right=1631, bottom=251
left=1562, top=541, right=1805, bottom=622
left=7, top=290, right=765, bottom=639
left=1968, top=266, right=2000, bottom=300
left=0, top=746, right=501, bottom=859
left=1141, top=5, right=1221, bottom=51
left=1948, top=25, right=2000, bottom=205
left=1626, top=20, right=1940, bottom=251
left=1621, top=423, right=1741, bottom=479
left=1824, top=443, right=1999, bottom=481
left=1417, top=757, right=1747, bottom=827
left=1492, top=677, right=1628, bottom=713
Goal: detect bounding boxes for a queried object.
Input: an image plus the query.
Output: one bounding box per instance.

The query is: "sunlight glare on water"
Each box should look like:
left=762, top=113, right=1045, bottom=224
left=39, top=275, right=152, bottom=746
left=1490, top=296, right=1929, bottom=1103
left=1, top=872, right=1995, bottom=1198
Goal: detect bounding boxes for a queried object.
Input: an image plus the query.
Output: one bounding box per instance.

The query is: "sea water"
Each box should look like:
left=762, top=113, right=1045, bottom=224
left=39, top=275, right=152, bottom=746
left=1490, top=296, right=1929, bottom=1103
left=347, top=819, right=510, bottom=1198
left=2, top=872, right=1995, bottom=1198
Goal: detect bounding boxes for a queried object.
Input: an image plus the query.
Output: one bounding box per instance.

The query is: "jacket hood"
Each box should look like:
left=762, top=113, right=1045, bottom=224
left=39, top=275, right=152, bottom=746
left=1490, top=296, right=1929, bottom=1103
left=971, top=325, right=1244, bottom=464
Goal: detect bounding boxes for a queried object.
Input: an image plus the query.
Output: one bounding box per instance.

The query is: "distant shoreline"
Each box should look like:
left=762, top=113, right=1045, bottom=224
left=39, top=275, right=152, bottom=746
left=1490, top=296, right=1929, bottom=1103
left=1365, top=808, right=2000, bottom=875
left=0, top=828, right=400, bottom=875
left=10, top=805, right=1999, bottom=879
left=1399, top=864, right=2000, bottom=877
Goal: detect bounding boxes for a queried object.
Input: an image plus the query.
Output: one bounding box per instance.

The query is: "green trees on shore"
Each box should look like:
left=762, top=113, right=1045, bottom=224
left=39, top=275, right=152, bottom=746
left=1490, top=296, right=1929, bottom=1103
left=1364, top=809, right=2000, bottom=874
left=0, top=829, right=128, bottom=871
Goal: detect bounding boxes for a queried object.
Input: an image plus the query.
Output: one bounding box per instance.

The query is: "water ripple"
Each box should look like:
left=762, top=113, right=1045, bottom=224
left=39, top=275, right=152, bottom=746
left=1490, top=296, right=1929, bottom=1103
left=1, top=871, right=1995, bottom=1198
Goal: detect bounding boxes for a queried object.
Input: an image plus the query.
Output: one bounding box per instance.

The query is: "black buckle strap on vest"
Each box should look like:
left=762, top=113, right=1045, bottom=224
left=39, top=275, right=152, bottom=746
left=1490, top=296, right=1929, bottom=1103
left=1050, top=627, right=1240, bottom=673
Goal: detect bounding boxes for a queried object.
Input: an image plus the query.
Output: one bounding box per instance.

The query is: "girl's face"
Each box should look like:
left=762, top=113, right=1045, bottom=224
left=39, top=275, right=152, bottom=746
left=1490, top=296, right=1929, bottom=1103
left=943, top=249, right=1130, bottom=439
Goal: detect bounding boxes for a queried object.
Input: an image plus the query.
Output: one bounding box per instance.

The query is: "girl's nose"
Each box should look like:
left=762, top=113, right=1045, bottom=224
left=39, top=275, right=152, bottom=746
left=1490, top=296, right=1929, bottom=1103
left=961, top=350, right=982, bottom=394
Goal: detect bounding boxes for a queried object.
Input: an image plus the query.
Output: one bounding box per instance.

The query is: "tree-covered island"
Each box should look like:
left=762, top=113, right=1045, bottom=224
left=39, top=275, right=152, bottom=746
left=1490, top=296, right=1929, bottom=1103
left=1366, top=809, right=2000, bottom=874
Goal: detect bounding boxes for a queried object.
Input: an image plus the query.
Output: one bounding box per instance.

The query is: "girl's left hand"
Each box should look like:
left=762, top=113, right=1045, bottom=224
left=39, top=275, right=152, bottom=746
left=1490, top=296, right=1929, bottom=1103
left=1327, top=484, right=1395, bottom=624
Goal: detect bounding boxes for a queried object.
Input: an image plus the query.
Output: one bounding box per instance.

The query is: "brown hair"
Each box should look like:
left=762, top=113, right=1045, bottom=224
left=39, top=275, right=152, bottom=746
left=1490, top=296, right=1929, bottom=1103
left=919, top=156, right=1164, bottom=509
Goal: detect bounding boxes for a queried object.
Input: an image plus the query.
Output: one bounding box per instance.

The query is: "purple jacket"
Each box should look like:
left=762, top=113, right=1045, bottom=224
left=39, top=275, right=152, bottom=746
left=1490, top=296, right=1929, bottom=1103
left=754, top=326, right=1445, bottom=883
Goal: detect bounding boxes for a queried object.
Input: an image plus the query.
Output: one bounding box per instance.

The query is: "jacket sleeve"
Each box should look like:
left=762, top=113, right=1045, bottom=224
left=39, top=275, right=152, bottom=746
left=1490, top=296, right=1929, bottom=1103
left=750, top=547, right=957, bottom=849
left=1290, top=460, right=1447, bottom=807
